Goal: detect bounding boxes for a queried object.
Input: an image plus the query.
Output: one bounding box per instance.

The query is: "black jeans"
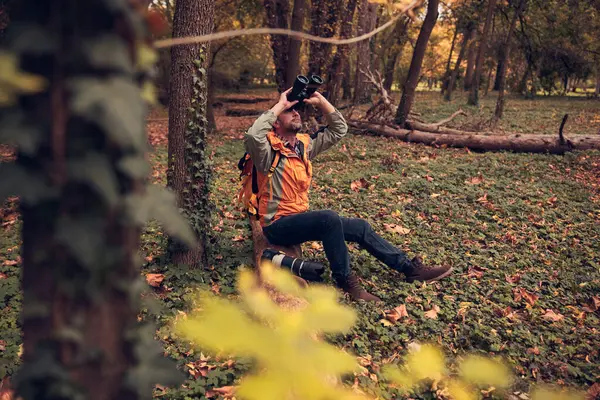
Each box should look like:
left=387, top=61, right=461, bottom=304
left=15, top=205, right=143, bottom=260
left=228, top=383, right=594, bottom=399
left=262, top=210, right=412, bottom=281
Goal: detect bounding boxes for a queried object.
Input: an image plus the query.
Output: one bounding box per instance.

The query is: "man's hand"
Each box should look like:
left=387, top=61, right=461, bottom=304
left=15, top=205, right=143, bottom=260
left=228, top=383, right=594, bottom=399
left=270, top=88, right=298, bottom=116
left=303, top=92, right=335, bottom=114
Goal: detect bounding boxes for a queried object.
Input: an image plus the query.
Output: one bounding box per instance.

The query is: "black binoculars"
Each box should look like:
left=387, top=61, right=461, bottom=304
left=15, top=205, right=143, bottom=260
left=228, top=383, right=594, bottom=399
left=262, top=248, right=326, bottom=282
left=287, top=74, right=324, bottom=111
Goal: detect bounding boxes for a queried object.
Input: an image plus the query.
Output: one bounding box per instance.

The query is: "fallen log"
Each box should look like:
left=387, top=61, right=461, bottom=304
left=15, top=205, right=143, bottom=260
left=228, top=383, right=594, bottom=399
left=225, top=109, right=261, bottom=117
left=216, top=97, right=271, bottom=104
left=347, top=120, right=600, bottom=154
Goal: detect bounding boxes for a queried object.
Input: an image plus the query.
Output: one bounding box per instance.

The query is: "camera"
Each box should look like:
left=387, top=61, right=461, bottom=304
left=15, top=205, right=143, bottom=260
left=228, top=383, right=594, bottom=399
left=262, top=249, right=326, bottom=282
left=287, top=74, right=324, bottom=111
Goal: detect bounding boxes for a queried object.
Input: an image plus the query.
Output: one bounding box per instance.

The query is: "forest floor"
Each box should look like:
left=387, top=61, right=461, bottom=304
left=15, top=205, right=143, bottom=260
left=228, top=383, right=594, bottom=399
left=1, top=90, right=600, bottom=399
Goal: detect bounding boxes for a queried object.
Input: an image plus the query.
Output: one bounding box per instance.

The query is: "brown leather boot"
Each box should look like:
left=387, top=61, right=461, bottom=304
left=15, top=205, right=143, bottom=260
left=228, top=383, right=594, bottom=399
left=336, top=271, right=382, bottom=302
left=404, top=256, right=453, bottom=283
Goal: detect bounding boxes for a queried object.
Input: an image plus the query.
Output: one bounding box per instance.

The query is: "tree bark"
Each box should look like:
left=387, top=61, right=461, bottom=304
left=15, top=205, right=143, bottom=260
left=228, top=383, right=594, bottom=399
left=309, top=0, right=340, bottom=77
left=348, top=120, right=600, bottom=154
left=494, top=0, right=526, bottom=120
left=6, top=1, right=180, bottom=399
left=596, top=73, right=600, bottom=97
left=285, top=0, right=306, bottom=88
left=382, top=17, right=410, bottom=93
left=493, top=48, right=505, bottom=91
left=264, top=0, right=290, bottom=91
left=464, top=32, right=477, bottom=91
left=353, top=0, right=378, bottom=104
left=468, top=0, right=496, bottom=105
left=327, top=0, right=358, bottom=105
left=168, top=0, right=214, bottom=268
left=445, top=28, right=473, bottom=101
left=394, top=0, right=439, bottom=127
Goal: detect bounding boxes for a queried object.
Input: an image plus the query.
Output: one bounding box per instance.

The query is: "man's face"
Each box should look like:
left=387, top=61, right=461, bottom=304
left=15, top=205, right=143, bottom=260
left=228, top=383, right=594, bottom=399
left=275, top=109, right=302, bottom=133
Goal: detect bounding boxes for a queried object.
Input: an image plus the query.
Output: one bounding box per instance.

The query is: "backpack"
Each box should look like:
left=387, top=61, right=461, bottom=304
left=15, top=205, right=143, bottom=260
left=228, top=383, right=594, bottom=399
left=236, top=151, right=281, bottom=219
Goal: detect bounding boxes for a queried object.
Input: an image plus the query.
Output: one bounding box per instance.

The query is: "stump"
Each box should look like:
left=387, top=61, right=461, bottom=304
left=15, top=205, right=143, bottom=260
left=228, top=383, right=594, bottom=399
left=249, top=217, right=308, bottom=288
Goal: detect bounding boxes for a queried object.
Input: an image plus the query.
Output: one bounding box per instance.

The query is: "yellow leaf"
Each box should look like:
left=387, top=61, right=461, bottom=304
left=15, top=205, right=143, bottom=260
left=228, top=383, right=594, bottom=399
left=382, top=365, right=415, bottom=392
left=136, top=43, right=158, bottom=70
left=406, top=344, right=445, bottom=381
left=141, top=81, right=157, bottom=105
left=459, top=355, right=512, bottom=388
left=446, top=379, right=477, bottom=400
left=531, top=386, right=585, bottom=400
left=0, top=51, right=47, bottom=106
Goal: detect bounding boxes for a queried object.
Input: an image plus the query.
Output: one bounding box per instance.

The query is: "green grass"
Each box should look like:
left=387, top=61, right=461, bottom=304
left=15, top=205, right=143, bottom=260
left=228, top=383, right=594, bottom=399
left=1, top=92, right=599, bottom=398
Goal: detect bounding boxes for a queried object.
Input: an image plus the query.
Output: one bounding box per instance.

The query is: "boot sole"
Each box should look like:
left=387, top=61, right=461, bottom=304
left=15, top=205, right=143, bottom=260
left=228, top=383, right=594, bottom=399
left=406, top=267, right=454, bottom=284
left=424, top=267, right=454, bottom=283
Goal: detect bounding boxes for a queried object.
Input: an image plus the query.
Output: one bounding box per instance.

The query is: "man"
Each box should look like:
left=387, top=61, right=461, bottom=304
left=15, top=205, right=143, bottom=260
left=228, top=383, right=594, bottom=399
left=244, top=88, right=453, bottom=302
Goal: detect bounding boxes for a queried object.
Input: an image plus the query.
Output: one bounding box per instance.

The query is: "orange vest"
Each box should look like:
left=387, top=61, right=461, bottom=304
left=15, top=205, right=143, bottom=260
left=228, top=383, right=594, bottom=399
left=255, top=132, right=313, bottom=227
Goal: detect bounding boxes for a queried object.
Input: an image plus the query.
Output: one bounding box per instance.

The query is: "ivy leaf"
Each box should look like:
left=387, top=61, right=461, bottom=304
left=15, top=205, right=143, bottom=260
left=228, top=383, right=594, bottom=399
left=0, top=111, right=44, bottom=155
left=69, top=152, right=119, bottom=207
left=125, top=185, right=196, bottom=247
left=84, top=34, right=132, bottom=72
left=55, top=216, right=106, bottom=269
left=69, top=77, right=146, bottom=152
left=0, top=162, right=56, bottom=205
left=119, top=155, right=150, bottom=179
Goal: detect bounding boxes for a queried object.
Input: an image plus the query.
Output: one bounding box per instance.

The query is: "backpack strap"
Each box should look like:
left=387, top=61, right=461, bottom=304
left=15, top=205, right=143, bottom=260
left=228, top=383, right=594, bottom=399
left=247, top=151, right=281, bottom=218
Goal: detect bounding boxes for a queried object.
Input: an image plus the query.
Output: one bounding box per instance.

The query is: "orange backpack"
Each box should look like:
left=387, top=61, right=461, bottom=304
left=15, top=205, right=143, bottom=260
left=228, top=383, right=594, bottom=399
left=236, top=151, right=281, bottom=218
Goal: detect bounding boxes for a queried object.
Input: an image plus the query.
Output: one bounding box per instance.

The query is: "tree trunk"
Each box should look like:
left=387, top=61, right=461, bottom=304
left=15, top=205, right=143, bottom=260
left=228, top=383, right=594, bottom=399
left=382, top=17, right=410, bottom=93
left=4, top=1, right=181, bottom=399
left=445, top=28, right=473, bottom=101
left=494, top=0, right=526, bottom=120
left=596, top=73, right=600, bottom=97
left=342, top=60, right=353, bottom=99
left=353, top=0, right=378, bottom=104
left=285, top=0, right=306, bottom=88
left=348, top=120, right=600, bottom=154
left=264, top=0, right=290, bottom=91
left=464, top=32, right=477, bottom=91
left=394, top=0, right=440, bottom=127
left=468, top=0, right=496, bottom=105
left=441, top=24, right=459, bottom=94
left=168, top=0, right=214, bottom=268
left=309, top=0, right=340, bottom=77
left=493, top=49, right=505, bottom=91
left=327, top=0, right=358, bottom=105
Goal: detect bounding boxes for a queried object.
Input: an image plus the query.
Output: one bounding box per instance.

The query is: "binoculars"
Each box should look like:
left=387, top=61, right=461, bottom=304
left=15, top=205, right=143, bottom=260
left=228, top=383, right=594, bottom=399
left=262, top=249, right=326, bottom=282
left=287, top=74, right=324, bottom=111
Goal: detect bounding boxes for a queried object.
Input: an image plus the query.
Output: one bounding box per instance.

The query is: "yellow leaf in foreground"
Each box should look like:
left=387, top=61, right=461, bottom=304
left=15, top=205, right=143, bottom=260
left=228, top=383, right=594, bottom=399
left=459, top=355, right=512, bottom=388
left=531, top=386, right=585, bottom=400
left=446, top=379, right=477, bottom=400
left=406, top=344, right=445, bottom=381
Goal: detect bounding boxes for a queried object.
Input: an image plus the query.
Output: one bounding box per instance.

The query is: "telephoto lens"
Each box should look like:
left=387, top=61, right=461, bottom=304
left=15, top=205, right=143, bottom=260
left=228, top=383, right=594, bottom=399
left=262, top=249, right=326, bottom=282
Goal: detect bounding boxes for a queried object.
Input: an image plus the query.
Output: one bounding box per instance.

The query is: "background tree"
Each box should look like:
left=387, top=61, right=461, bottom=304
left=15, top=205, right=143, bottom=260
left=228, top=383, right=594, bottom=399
left=264, top=0, right=290, bottom=91
left=353, top=0, right=379, bottom=104
left=394, top=0, right=440, bottom=127
left=168, top=0, right=215, bottom=268
left=285, top=0, right=306, bottom=87
left=327, top=0, right=358, bottom=104
left=468, top=0, right=497, bottom=106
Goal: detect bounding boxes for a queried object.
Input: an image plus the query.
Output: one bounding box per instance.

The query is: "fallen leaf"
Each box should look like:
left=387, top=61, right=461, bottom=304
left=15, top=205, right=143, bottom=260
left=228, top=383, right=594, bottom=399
left=232, top=235, right=245, bottom=242
left=467, top=266, right=486, bottom=279
left=351, top=178, right=370, bottom=192
left=582, top=296, right=600, bottom=312
left=0, top=273, right=7, bottom=280
left=527, top=347, right=540, bottom=355
left=542, top=309, right=564, bottom=322
left=310, top=241, right=323, bottom=250
left=206, top=386, right=236, bottom=399
left=425, top=175, right=434, bottom=182
left=513, top=288, right=539, bottom=306
left=384, top=304, right=409, bottom=324
left=3, top=260, right=18, bottom=266
left=424, top=304, right=440, bottom=319
left=383, top=223, right=411, bottom=235
left=505, top=273, right=522, bottom=284
left=145, top=273, right=164, bottom=288
left=587, top=383, right=600, bottom=400
left=0, top=340, right=5, bottom=352
left=465, top=175, right=484, bottom=185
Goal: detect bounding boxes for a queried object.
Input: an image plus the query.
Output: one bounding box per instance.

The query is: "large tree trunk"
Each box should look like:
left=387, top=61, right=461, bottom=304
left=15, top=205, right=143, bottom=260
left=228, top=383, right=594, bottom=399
left=463, top=33, right=477, bottom=91
left=445, top=27, right=473, bottom=101
left=3, top=1, right=181, bottom=399
left=596, top=73, right=600, bottom=97
left=327, top=0, right=358, bottom=105
left=493, top=49, right=505, bottom=91
left=264, top=0, right=290, bottom=91
left=382, top=17, right=411, bottom=93
left=348, top=120, right=600, bottom=154
left=285, top=0, right=306, bottom=88
left=353, top=0, right=378, bottom=104
left=168, top=0, right=214, bottom=268
left=342, top=60, right=353, bottom=100
left=309, top=0, right=340, bottom=77
left=468, top=0, right=496, bottom=105
left=394, top=0, right=439, bottom=127
left=494, top=0, right=526, bottom=120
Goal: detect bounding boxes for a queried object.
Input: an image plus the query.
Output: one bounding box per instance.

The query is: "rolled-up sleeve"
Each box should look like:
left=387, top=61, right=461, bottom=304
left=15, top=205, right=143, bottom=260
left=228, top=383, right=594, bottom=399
left=244, top=110, right=277, bottom=173
left=308, top=109, right=348, bottom=160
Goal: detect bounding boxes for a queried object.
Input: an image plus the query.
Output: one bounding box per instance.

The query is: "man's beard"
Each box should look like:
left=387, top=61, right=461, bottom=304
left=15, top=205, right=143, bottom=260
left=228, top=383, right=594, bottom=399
left=289, top=121, right=302, bottom=132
